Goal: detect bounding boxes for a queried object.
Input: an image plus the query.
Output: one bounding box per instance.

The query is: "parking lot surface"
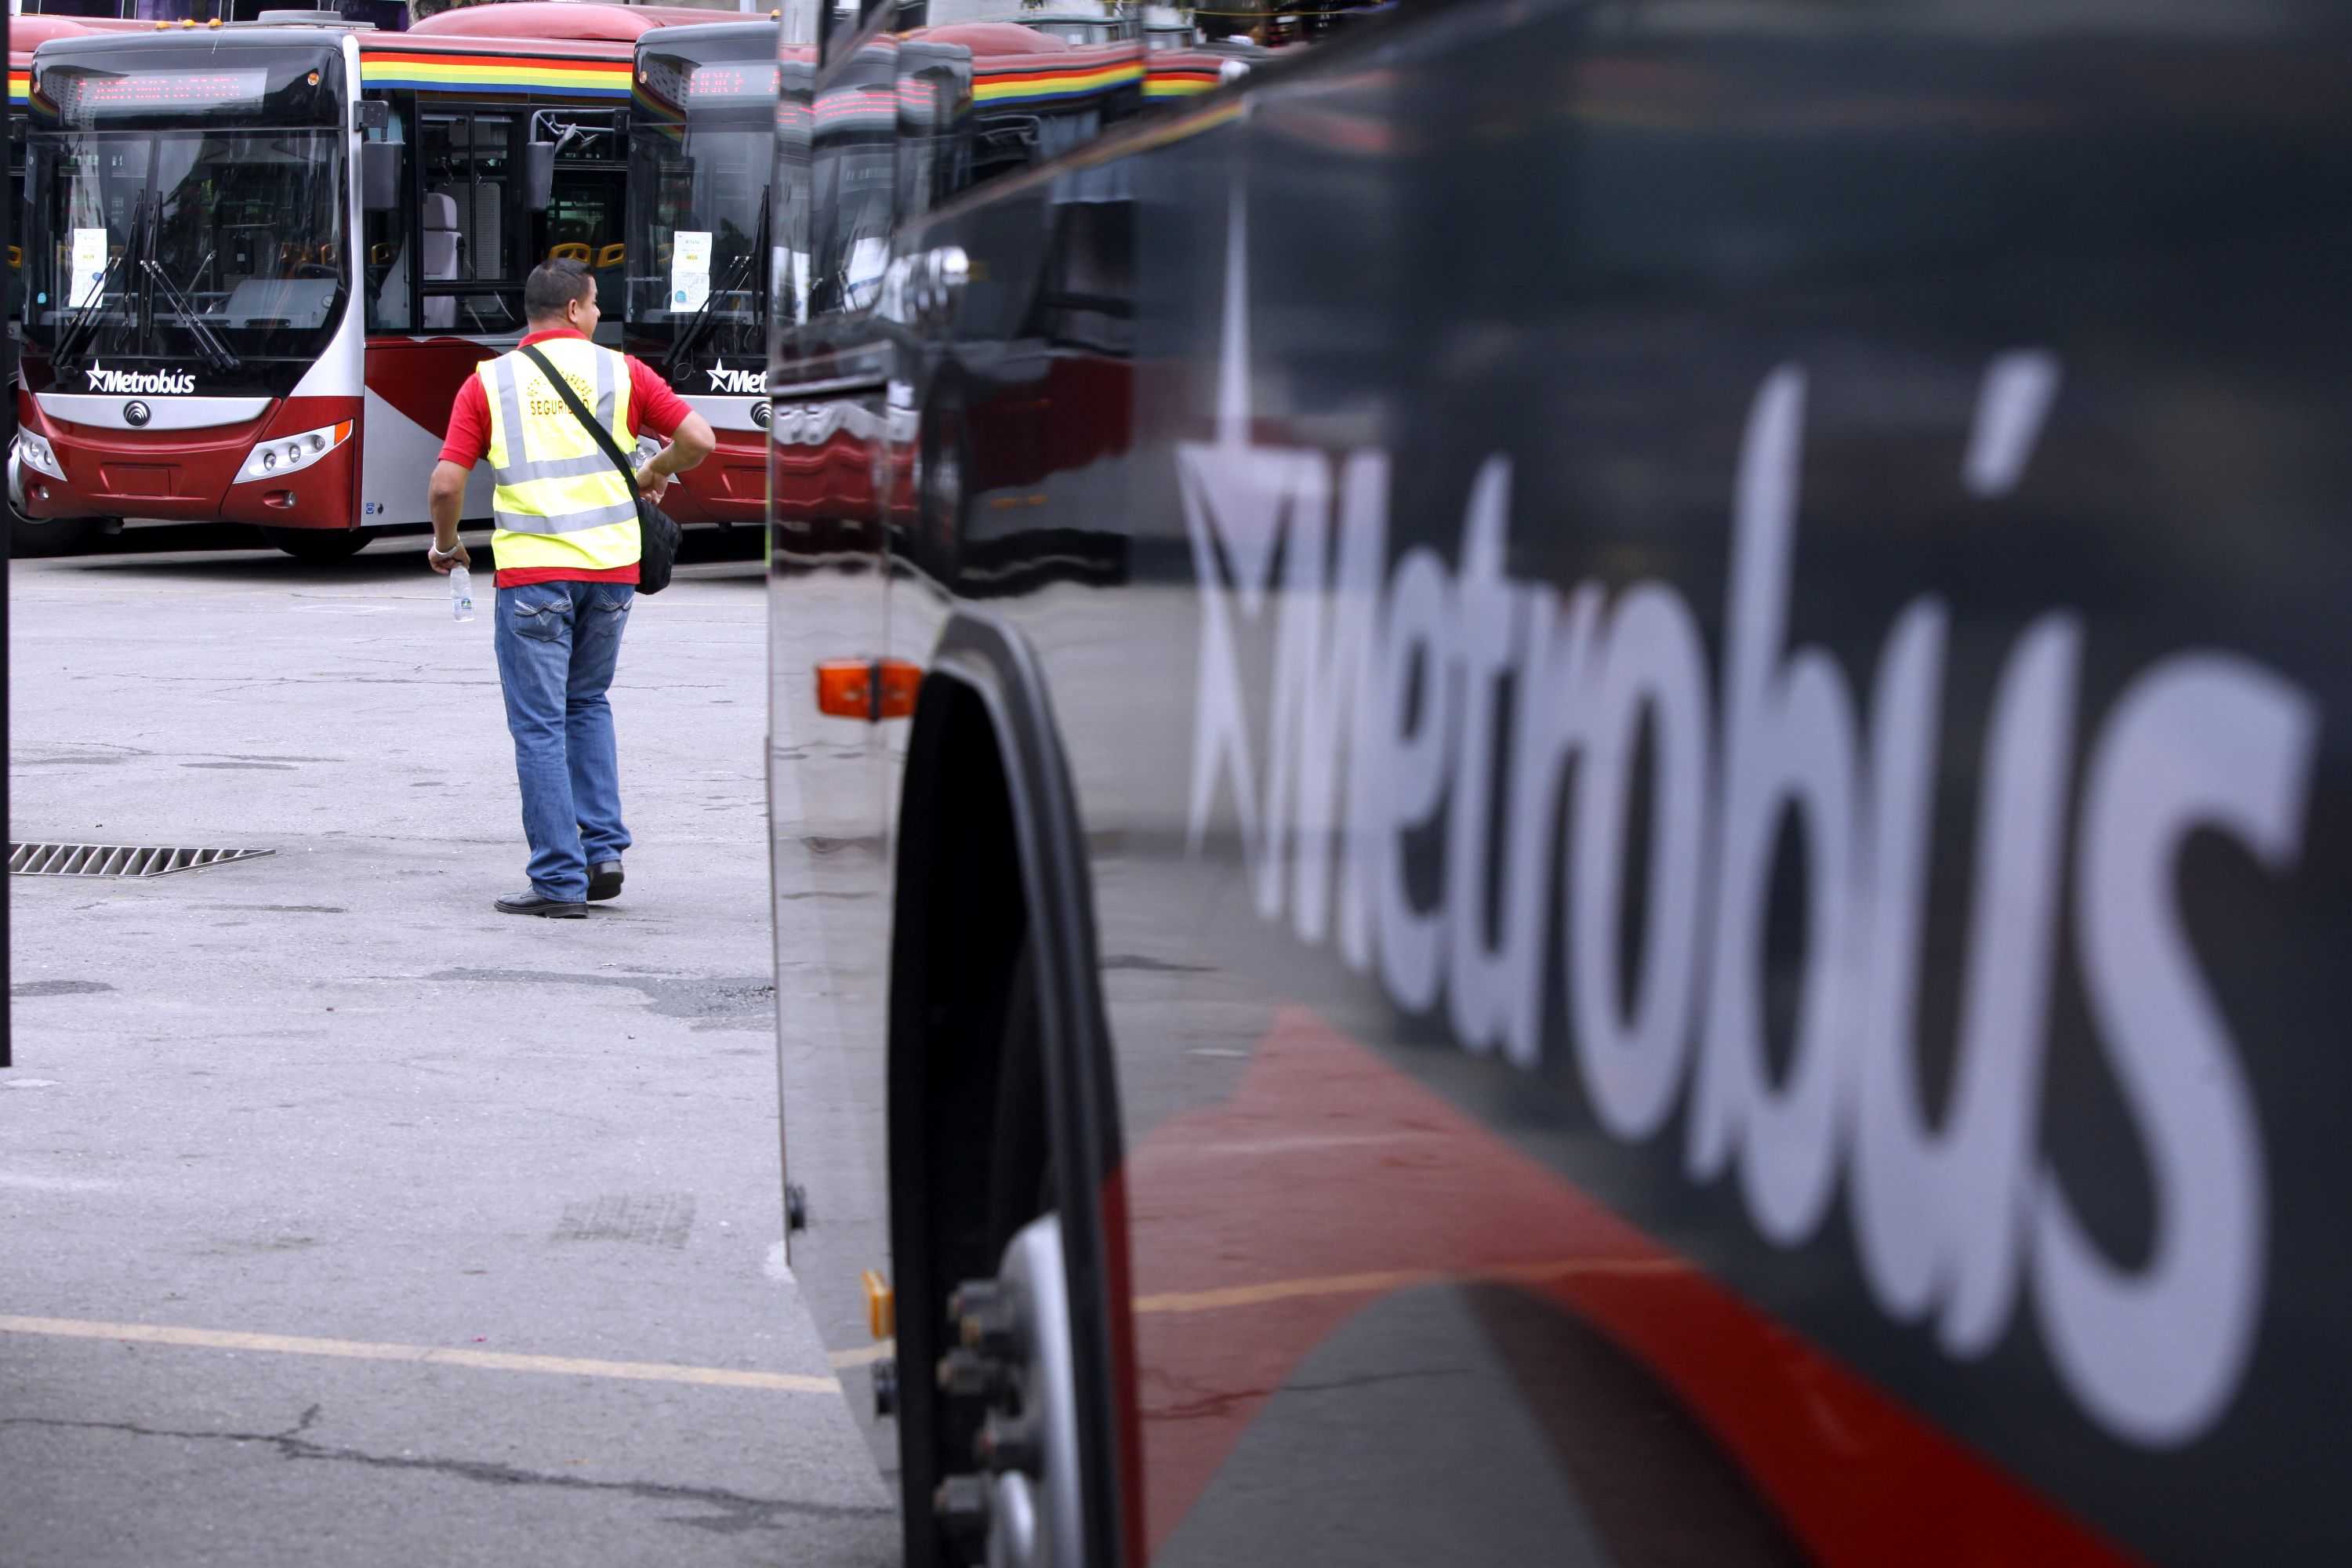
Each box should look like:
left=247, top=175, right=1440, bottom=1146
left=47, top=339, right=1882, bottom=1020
left=1, top=530, right=895, bottom=1566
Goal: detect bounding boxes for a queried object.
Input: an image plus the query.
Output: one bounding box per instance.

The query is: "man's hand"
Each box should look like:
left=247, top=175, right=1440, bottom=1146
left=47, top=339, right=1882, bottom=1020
left=632, top=412, right=714, bottom=508
left=427, top=539, right=471, bottom=575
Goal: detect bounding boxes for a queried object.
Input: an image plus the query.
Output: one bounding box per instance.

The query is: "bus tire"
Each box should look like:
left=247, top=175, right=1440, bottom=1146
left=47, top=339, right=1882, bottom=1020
left=888, top=631, right=1127, bottom=1568
left=261, top=526, right=377, bottom=561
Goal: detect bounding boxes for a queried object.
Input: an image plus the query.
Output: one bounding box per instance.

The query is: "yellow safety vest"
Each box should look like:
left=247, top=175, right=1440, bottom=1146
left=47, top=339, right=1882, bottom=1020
left=479, top=336, right=641, bottom=575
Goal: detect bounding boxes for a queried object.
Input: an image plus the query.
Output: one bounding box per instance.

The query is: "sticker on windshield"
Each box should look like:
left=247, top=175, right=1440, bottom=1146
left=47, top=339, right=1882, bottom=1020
left=69, top=228, right=110, bottom=311
left=671, top=230, right=712, bottom=314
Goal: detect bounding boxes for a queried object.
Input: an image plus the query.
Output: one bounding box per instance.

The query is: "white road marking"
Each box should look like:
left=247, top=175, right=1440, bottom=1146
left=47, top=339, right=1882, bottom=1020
left=0, top=1314, right=840, bottom=1394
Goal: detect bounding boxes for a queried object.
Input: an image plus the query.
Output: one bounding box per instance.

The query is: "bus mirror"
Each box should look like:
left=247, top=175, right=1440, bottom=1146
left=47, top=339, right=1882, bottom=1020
left=353, top=100, right=390, bottom=135
left=361, top=143, right=401, bottom=213
left=523, top=143, right=556, bottom=213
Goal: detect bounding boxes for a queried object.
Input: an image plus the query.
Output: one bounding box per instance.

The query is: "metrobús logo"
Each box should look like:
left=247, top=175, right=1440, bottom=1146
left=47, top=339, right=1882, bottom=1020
left=706, top=361, right=765, bottom=395
left=1181, top=318, right=2317, bottom=1446
left=86, top=361, right=196, bottom=397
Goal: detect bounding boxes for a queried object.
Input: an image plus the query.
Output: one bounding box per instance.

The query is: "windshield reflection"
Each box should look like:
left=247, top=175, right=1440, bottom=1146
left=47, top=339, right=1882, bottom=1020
left=629, top=104, right=773, bottom=383
left=27, top=127, right=349, bottom=371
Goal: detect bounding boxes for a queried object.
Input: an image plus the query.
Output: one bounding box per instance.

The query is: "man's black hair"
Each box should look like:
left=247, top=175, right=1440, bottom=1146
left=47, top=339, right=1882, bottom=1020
left=524, top=258, right=595, bottom=321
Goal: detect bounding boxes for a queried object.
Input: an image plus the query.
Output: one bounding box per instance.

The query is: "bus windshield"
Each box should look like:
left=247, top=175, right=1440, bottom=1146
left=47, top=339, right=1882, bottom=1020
left=24, top=44, right=349, bottom=374
left=629, top=43, right=776, bottom=388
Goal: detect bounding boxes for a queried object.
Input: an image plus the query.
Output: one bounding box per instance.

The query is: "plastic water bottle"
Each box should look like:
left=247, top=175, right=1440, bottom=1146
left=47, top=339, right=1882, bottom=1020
left=450, top=563, right=474, bottom=622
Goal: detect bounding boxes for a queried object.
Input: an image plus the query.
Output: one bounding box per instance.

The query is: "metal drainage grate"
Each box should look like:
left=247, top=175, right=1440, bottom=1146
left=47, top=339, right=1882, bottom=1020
left=9, top=843, right=274, bottom=878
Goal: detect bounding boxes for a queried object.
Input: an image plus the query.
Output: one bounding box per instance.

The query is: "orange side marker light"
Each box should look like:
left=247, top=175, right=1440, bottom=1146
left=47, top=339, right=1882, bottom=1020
left=861, top=1269, right=895, bottom=1340
left=815, top=659, right=920, bottom=721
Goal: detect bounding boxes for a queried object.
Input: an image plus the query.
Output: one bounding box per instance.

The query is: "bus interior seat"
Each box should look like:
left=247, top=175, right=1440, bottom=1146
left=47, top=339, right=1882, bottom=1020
left=420, top=192, right=459, bottom=329
left=431, top=183, right=502, bottom=282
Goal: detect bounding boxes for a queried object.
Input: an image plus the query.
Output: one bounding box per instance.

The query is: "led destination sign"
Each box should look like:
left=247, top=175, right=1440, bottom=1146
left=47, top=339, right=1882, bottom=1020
left=54, top=67, right=268, bottom=122
left=686, top=62, right=778, bottom=100
left=638, top=56, right=779, bottom=111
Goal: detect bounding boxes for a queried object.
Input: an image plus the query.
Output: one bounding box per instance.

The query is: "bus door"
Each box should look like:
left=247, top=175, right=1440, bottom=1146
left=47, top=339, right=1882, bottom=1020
left=405, top=103, right=620, bottom=337
left=356, top=93, right=622, bottom=527
left=528, top=107, right=626, bottom=339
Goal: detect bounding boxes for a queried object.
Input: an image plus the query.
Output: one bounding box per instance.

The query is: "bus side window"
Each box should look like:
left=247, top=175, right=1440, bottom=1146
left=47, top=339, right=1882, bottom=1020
left=362, top=100, right=412, bottom=333
left=893, top=45, right=971, bottom=230
left=810, top=34, right=902, bottom=320
left=898, top=2, right=1145, bottom=212
left=776, top=53, right=815, bottom=331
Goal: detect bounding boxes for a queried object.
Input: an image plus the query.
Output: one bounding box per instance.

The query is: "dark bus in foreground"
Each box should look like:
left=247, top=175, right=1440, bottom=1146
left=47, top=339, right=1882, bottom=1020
left=764, top=1, right=2352, bottom=1564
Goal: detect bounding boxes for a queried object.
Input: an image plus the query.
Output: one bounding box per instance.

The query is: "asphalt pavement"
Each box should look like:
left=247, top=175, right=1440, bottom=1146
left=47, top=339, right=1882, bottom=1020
left=0, top=527, right=897, bottom=1566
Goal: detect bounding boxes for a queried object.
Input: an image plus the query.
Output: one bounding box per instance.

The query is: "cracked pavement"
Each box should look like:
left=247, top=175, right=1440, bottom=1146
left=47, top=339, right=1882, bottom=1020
left=2, top=532, right=896, bottom=1566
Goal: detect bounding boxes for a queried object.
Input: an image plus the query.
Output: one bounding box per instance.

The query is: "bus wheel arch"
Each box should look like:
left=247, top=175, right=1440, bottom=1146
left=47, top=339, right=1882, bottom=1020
left=887, top=613, right=1129, bottom=1568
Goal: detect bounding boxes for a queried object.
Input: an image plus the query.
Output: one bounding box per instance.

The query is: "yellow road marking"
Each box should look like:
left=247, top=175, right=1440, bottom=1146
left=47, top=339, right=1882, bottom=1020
left=0, top=1315, right=840, bottom=1394
left=1131, top=1256, right=1686, bottom=1315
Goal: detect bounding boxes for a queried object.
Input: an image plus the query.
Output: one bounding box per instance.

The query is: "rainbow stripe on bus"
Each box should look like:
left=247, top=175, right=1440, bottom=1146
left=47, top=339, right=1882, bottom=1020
left=971, top=59, right=1144, bottom=104
left=360, top=51, right=630, bottom=100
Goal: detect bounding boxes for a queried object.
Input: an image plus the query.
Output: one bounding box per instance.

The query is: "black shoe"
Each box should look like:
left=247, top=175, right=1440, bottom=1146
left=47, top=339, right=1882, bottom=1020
left=495, top=890, right=587, bottom=919
left=586, top=859, right=624, bottom=902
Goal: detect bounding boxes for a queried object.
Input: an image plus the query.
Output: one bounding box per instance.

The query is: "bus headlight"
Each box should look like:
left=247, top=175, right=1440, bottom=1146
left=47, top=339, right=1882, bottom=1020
left=15, top=430, right=65, bottom=481
left=238, top=421, right=351, bottom=484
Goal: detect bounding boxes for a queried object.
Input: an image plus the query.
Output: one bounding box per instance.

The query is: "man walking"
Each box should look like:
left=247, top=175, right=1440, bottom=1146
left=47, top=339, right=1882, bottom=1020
left=425, top=259, right=716, bottom=917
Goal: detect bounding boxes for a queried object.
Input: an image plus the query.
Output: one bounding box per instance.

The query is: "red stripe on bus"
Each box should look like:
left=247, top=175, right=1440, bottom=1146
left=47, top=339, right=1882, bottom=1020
left=1117, top=1008, right=2145, bottom=1567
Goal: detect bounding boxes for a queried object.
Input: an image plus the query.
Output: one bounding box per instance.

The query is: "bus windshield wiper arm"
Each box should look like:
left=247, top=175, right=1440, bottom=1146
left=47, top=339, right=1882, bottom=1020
left=139, top=252, right=241, bottom=374
left=50, top=249, right=129, bottom=369
left=663, top=187, right=771, bottom=383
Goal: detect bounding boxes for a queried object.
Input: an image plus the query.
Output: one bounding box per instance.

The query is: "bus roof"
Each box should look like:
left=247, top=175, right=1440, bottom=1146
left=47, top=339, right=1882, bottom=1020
left=408, top=2, right=732, bottom=45
left=12, top=13, right=150, bottom=68
left=632, top=18, right=781, bottom=51
left=919, top=21, right=1076, bottom=56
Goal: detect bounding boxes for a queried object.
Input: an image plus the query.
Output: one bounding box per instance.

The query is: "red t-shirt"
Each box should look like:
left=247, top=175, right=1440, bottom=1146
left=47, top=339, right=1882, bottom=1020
left=439, top=329, right=694, bottom=587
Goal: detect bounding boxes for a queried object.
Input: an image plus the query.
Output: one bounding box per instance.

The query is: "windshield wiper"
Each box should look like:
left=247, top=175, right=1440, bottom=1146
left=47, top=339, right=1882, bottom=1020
left=663, top=187, right=771, bottom=383
left=49, top=249, right=128, bottom=369
left=50, top=191, right=145, bottom=370
left=139, top=251, right=241, bottom=375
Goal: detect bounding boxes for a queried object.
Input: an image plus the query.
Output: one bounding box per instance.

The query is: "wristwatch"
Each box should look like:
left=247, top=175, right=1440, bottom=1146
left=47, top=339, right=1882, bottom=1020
left=428, top=539, right=460, bottom=560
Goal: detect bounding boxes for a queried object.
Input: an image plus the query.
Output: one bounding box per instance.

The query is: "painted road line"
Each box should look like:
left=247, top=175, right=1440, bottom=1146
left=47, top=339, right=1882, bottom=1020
left=1131, top=1256, right=1686, bottom=1316
left=0, top=1315, right=839, bottom=1394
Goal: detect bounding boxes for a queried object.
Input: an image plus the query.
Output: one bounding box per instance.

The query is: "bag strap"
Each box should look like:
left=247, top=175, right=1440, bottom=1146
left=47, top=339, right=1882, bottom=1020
left=517, top=342, right=640, bottom=495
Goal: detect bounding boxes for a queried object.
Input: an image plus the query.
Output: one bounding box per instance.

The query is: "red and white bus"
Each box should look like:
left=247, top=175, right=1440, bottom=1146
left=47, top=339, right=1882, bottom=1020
left=12, top=2, right=710, bottom=559
left=7, top=11, right=147, bottom=557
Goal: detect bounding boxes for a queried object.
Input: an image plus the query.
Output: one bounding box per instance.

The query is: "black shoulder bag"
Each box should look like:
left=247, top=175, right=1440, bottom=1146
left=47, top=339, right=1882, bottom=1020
left=517, top=343, right=682, bottom=596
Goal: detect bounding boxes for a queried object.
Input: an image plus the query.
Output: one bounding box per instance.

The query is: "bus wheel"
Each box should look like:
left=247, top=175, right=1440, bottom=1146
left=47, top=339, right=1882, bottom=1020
left=937, top=1215, right=1085, bottom=1568
left=261, top=526, right=376, bottom=561
left=928, top=948, right=1090, bottom=1568
left=9, top=514, right=99, bottom=558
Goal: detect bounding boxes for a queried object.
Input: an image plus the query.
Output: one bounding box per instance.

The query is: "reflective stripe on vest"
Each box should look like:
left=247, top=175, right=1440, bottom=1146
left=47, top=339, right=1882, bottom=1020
left=481, top=339, right=641, bottom=575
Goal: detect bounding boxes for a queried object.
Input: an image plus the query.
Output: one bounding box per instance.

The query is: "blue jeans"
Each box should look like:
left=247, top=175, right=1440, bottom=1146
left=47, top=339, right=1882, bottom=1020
left=494, top=579, right=633, bottom=901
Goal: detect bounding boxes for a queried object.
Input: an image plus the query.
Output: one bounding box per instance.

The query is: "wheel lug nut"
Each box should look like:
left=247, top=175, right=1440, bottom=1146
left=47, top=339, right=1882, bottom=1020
left=976, top=1411, right=1042, bottom=1475
left=949, top=1279, right=1023, bottom=1359
left=938, top=1346, right=1004, bottom=1399
left=934, top=1473, right=990, bottom=1537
